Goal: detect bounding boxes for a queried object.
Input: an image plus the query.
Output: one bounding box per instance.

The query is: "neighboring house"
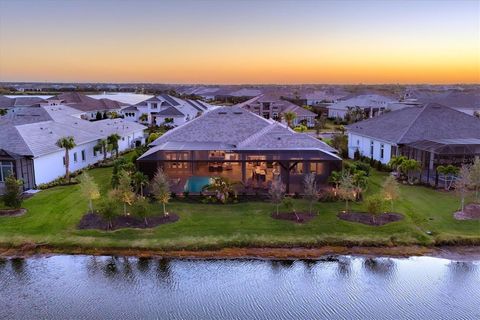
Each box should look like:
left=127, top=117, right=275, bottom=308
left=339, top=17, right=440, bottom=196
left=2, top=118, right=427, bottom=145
left=121, top=94, right=215, bottom=126
left=47, top=92, right=128, bottom=120
left=0, top=96, right=47, bottom=114
left=305, top=88, right=349, bottom=105
left=0, top=104, right=146, bottom=194
left=346, top=103, right=480, bottom=184
left=413, top=90, right=480, bottom=116
left=137, top=106, right=341, bottom=194
left=236, top=94, right=317, bottom=127
left=326, top=94, right=397, bottom=119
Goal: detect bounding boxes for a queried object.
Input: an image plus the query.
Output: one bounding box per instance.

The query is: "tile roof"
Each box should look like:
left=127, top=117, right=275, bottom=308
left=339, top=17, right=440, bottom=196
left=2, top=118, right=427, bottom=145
left=47, top=92, right=126, bottom=112
left=346, top=103, right=480, bottom=144
left=236, top=94, right=317, bottom=117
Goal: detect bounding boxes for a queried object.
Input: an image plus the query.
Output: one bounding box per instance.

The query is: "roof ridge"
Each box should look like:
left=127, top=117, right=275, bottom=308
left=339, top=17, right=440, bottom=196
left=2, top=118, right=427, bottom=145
left=237, top=122, right=277, bottom=148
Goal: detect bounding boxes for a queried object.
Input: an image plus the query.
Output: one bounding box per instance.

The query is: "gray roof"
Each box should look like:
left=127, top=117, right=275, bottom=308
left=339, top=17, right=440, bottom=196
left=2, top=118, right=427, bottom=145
left=346, top=103, right=480, bottom=144
left=155, top=106, right=184, bottom=116
left=236, top=94, right=317, bottom=117
left=141, top=106, right=339, bottom=160
left=0, top=96, right=46, bottom=108
left=0, top=105, right=146, bottom=157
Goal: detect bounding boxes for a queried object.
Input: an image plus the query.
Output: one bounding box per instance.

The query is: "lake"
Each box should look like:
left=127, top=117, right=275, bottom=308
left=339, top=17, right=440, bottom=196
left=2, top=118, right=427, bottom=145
left=0, top=255, right=478, bottom=319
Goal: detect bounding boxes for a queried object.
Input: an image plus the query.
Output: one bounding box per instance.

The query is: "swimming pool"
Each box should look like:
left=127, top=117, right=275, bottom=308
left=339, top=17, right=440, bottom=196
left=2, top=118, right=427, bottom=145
left=184, top=176, right=213, bottom=193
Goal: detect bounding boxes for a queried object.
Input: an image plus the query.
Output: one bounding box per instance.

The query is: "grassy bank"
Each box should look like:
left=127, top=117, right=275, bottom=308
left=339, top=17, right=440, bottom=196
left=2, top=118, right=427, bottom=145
left=0, top=166, right=479, bottom=254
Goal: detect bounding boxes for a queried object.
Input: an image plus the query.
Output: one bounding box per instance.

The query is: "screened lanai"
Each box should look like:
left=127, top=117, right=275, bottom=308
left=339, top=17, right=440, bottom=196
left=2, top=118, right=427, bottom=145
left=403, top=138, right=480, bottom=186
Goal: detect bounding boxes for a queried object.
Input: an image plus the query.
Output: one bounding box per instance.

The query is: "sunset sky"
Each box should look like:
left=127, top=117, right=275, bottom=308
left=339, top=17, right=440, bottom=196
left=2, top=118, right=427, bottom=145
left=0, top=0, right=478, bottom=84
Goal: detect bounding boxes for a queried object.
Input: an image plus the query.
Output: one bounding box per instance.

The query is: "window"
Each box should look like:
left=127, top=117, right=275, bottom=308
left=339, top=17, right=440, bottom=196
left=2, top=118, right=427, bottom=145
left=81, top=150, right=86, bottom=161
left=63, top=156, right=66, bottom=166
left=357, top=140, right=360, bottom=146
left=380, top=144, right=384, bottom=159
left=93, top=148, right=97, bottom=157
left=0, top=161, right=14, bottom=182
left=151, top=103, right=157, bottom=109
left=370, top=141, right=374, bottom=157
left=73, top=152, right=78, bottom=163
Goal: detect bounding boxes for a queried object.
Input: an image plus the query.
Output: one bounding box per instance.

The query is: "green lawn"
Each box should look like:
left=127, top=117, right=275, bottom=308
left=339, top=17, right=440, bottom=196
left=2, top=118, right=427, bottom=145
left=0, top=166, right=479, bottom=251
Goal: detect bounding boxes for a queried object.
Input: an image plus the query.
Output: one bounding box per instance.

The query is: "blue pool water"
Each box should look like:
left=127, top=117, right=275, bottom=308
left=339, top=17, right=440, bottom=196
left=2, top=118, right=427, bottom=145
left=184, top=176, right=213, bottom=192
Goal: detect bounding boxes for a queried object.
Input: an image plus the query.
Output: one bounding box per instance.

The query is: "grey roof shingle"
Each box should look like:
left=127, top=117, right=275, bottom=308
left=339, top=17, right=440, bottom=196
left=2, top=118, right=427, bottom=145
left=144, top=106, right=339, bottom=160
left=346, top=103, right=480, bottom=144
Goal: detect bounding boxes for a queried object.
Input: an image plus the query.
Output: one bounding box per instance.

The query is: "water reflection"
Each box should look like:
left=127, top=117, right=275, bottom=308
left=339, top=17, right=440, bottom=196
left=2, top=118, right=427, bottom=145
left=0, top=255, right=478, bottom=319
left=363, top=257, right=396, bottom=278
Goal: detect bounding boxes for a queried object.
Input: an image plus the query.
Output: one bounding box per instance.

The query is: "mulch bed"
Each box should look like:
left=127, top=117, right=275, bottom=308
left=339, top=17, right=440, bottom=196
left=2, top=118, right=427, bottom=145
left=0, top=208, right=27, bottom=217
left=271, top=212, right=316, bottom=224
left=338, top=211, right=404, bottom=226
left=78, top=212, right=179, bottom=231
left=454, top=204, right=480, bottom=220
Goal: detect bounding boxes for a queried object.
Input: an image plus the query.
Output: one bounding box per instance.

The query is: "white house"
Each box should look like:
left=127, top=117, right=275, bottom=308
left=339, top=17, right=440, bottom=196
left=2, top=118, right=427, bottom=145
left=0, top=104, right=146, bottom=192
left=346, top=103, right=480, bottom=165
left=121, top=94, right=216, bottom=126
left=327, top=94, right=397, bottom=119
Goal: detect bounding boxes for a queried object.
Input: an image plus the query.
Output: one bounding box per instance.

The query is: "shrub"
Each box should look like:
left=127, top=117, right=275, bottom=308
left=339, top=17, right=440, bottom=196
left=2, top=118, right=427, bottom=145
left=365, top=194, right=385, bottom=215
left=2, top=175, right=23, bottom=208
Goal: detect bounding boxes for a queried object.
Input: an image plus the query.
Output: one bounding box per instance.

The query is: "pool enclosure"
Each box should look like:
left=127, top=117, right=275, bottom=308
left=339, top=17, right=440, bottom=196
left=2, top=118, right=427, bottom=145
left=137, top=148, right=342, bottom=194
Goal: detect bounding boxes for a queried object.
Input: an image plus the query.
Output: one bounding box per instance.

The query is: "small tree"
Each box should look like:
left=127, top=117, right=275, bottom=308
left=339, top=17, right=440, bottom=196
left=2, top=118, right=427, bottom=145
left=98, top=194, right=118, bottom=230
left=383, top=175, right=400, bottom=212
left=56, top=136, right=76, bottom=182
left=132, top=171, right=149, bottom=196
left=455, top=164, right=471, bottom=213
left=283, top=111, right=297, bottom=128
left=314, top=115, right=326, bottom=136
left=95, top=111, right=102, bottom=120
left=114, top=170, right=135, bottom=216
left=365, top=194, right=385, bottom=224
left=78, top=172, right=100, bottom=213
left=437, top=165, right=460, bottom=191
left=150, top=168, right=171, bottom=216
left=468, top=158, right=480, bottom=202
left=283, top=197, right=299, bottom=221
left=2, top=175, right=23, bottom=208
left=107, top=133, right=121, bottom=158
left=147, top=132, right=161, bottom=144
left=303, top=173, right=319, bottom=214
left=202, top=177, right=240, bottom=204
left=131, top=196, right=151, bottom=226
left=269, top=176, right=285, bottom=216
left=337, top=171, right=356, bottom=212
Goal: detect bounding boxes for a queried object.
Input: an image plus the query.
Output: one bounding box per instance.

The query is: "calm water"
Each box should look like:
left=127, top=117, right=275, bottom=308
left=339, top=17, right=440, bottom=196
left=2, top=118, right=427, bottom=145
left=0, top=255, right=478, bottom=319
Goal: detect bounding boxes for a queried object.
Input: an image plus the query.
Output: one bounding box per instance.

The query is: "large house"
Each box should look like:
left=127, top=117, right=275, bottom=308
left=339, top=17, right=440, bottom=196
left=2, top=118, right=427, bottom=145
left=121, top=94, right=215, bottom=126
left=0, top=103, right=146, bottom=194
left=346, top=103, right=480, bottom=184
left=236, top=94, right=317, bottom=127
left=327, top=94, right=398, bottom=119
left=47, top=92, right=128, bottom=120
left=136, top=106, right=341, bottom=194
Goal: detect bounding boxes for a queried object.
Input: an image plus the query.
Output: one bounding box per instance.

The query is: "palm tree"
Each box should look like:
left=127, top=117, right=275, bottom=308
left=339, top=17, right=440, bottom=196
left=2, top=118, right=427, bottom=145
left=107, top=134, right=121, bottom=158
left=133, top=171, right=149, bottom=196
left=94, top=139, right=108, bottom=160
left=139, top=113, right=149, bottom=123
left=202, top=177, right=241, bottom=204
left=56, top=136, right=76, bottom=182
left=388, top=156, right=407, bottom=176
left=400, top=159, right=421, bottom=184
left=283, top=111, right=297, bottom=128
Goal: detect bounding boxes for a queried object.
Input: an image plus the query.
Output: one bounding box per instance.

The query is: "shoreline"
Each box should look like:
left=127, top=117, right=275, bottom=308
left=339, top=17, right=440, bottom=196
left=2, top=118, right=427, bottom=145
left=1, top=244, right=480, bottom=261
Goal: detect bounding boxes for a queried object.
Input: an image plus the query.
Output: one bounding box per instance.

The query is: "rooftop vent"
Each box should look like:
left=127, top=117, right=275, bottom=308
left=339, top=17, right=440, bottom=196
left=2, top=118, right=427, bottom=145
left=233, top=112, right=243, bottom=115
left=218, top=111, right=228, bottom=115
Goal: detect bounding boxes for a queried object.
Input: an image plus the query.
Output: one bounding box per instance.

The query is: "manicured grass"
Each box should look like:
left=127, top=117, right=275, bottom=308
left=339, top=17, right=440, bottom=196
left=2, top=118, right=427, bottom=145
left=0, top=166, right=478, bottom=251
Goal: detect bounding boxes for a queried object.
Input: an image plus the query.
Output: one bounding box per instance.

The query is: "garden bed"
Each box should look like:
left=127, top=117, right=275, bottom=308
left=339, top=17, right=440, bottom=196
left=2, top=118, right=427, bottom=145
left=0, top=208, right=27, bottom=217
left=271, top=212, right=316, bottom=224
left=454, top=204, right=480, bottom=220
left=78, top=212, right=179, bottom=230
left=338, top=211, right=404, bottom=226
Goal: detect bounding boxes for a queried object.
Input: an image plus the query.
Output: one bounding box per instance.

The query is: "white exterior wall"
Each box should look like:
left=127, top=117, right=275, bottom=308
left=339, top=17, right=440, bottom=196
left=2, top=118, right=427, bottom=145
left=347, top=132, right=394, bottom=164
left=328, top=108, right=347, bottom=119
left=33, top=140, right=101, bottom=185
left=33, top=129, right=145, bottom=185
